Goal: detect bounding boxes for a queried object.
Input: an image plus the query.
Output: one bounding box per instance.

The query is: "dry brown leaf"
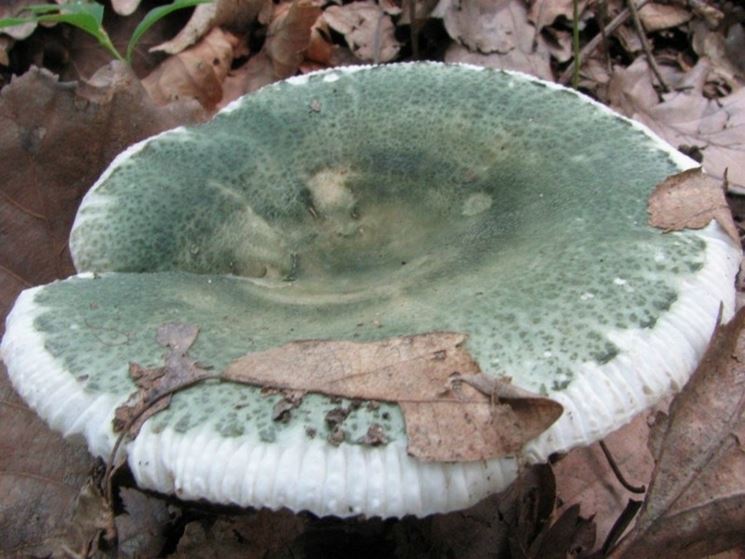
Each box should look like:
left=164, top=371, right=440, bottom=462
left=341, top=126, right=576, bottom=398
left=439, top=0, right=553, bottom=80
left=218, top=0, right=322, bottom=106
left=143, top=27, right=241, bottom=111
left=648, top=168, right=739, bottom=244
left=0, top=0, right=43, bottom=40
left=692, top=19, right=745, bottom=90
left=152, top=0, right=270, bottom=55
left=265, top=0, right=323, bottom=77
left=111, top=0, right=141, bottom=17
left=222, top=333, right=563, bottom=462
left=609, top=57, right=745, bottom=191
left=527, top=0, right=588, bottom=33
left=0, top=64, right=204, bottom=334
left=114, top=323, right=213, bottom=435
left=611, top=309, right=745, bottom=558
left=116, top=488, right=172, bottom=558
left=323, top=1, right=400, bottom=63
left=553, top=410, right=659, bottom=553
left=0, top=364, right=95, bottom=557
left=173, top=509, right=306, bottom=558
left=638, top=2, right=691, bottom=32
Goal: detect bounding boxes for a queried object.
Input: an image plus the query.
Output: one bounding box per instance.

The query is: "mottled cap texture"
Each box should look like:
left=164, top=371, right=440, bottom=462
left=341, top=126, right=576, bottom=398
left=2, top=63, right=740, bottom=518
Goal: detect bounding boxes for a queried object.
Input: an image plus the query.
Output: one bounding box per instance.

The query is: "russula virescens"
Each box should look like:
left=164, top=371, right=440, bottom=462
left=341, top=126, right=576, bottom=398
left=2, top=63, right=740, bottom=518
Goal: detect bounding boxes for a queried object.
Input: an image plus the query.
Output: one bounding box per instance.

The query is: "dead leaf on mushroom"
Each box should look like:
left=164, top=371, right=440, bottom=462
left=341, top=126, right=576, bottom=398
left=113, top=323, right=213, bottom=435
left=648, top=168, right=738, bottom=244
left=222, top=332, right=563, bottom=462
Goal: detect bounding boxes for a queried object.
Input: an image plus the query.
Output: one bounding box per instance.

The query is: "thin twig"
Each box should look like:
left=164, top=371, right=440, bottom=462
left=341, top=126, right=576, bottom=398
left=598, top=0, right=612, bottom=75
left=408, top=0, right=419, bottom=61
left=627, top=0, right=670, bottom=93
left=599, top=439, right=647, bottom=494
left=601, top=498, right=643, bottom=555
left=103, top=377, right=215, bottom=505
left=572, top=0, right=581, bottom=89
left=559, top=0, right=652, bottom=85
left=372, top=11, right=385, bottom=65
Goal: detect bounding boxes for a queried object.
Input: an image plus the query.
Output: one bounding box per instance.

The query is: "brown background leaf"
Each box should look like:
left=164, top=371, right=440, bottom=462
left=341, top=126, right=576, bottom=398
left=223, top=333, right=562, bottom=462
left=612, top=309, right=745, bottom=558
left=0, top=364, right=94, bottom=557
left=0, top=63, right=204, bottom=555
left=0, top=62, right=204, bottom=332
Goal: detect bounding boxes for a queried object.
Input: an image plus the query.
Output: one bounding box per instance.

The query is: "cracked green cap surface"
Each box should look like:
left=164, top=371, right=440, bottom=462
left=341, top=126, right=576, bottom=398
left=2, top=63, right=740, bottom=517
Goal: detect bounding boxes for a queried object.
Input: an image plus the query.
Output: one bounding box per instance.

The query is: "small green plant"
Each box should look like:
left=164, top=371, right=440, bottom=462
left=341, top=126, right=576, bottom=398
left=0, top=0, right=210, bottom=64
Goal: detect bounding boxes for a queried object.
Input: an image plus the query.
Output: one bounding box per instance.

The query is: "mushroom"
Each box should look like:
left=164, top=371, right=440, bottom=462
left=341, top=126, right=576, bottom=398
left=2, top=63, right=740, bottom=518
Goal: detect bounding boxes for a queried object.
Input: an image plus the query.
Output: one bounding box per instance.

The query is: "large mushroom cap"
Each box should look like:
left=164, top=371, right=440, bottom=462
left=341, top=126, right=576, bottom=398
left=2, top=63, right=740, bottom=518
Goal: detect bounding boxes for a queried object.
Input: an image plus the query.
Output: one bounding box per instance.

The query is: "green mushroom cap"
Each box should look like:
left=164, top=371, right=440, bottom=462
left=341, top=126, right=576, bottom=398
left=2, top=63, right=740, bottom=518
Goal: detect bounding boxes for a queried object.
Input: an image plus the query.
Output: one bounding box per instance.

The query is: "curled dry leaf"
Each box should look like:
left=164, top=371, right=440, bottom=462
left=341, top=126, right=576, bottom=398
left=265, top=0, right=323, bottom=77
left=648, top=168, right=739, bottom=245
left=527, top=0, right=588, bottom=34
left=637, top=2, right=691, bottom=33
left=611, top=309, right=745, bottom=558
left=152, top=0, right=271, bottom=55
left=143, top=27, right=241, bottom=111
left=692, top=20, right=745, bottom=90
left=609, top=57, right=745, bottom=191
left=323, top=0, right=400, bottom=63
left=218, top=0, right=321, bottom=106
left=222, top=332, right=563, bottom=462
left=439, top=0, right=553, bottom=80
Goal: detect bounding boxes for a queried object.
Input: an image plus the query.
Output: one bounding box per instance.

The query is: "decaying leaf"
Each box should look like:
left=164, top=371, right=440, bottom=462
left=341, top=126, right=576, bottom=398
left=553, top=410, right=658, bottom=553
left=0, top=365, right=95, bottom=557
left=611, top=309, right=745, bottom=558
left=0, top=64, right=204, bottom=335
left=609, top=57, right=745, bottom=191
left=116, top=487, right=173, bottom=558
left=648, top=168, right=739, bottom=245
left=113, top=323, right=213, bottom=435
left=323, top=1, right=400, bottom=63
left=637, top=2, right=691, bottom=32
left=439, top=0, right=553, bottom=80
left=265, top=0, right=323, bottom=77
left=527, top=0, right=588, bottom=34
left=173, top=509, right=307, bottom=558
left=152, top=0, right=271, bottom=54
left=222, top=332, right=563, bottom=462
left=692, top=19, right=745, bottom=90
left=143, top=27, right=241, bottom=111
left=218, top=0, right=321, bottom=106
left=56, top=475, right=115, bottom=557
